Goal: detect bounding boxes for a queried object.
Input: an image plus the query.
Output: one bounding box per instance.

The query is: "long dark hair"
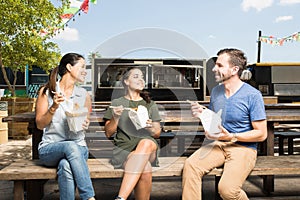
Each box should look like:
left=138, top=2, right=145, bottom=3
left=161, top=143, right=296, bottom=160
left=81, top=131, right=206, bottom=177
left=121, top=67, right=151, bottom=103
left=40, top=53, right=84, bottom=98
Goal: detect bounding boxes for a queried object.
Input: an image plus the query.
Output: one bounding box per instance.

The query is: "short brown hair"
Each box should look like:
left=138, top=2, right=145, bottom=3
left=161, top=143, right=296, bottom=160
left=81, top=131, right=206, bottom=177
left=217, top=48, right=247, bottom=76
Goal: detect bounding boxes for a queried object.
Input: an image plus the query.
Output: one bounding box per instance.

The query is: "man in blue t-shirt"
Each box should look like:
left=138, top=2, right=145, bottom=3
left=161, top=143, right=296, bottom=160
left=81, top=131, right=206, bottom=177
left=182, top=48, right=267, bottom=200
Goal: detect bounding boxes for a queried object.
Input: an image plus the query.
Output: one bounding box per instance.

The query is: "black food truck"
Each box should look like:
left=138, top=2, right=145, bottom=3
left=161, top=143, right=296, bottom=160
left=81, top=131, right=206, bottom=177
left=249, top=62, right=300, bottom=103
left=91, top=58, right=210, bottom=102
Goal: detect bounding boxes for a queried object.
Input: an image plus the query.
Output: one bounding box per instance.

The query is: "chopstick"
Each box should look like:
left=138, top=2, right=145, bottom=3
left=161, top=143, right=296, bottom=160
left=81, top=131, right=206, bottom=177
left=109, top=106, right=132, bottom=111
left=186, top=100, right=207, bottom=109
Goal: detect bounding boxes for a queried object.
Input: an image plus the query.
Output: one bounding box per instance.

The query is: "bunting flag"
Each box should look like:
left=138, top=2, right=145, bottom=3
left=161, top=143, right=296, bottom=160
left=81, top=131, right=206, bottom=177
left=61, top=0, right=96, bottom=27
left=259, top=32, right=300, bottom=46
left=38, top=0, right=96, bottom=37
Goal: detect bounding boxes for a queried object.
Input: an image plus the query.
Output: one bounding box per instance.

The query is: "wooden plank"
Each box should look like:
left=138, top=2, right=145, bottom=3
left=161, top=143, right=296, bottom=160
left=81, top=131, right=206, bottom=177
left=0, top=160, right=57, bottom=180
left=252, top=156, right=300, bottom=175
left=274, top=124, right=300, bottom=130
left=162, top=125, right=204, bottom=132
left=92, top=101, right=210, bottom=111
left=266, top=109, right=300, bottom=121
left=1, top=156, right=300, bottom=181
left=0, top=157, right=188, bottom=180
left=86, top=125, right=204, bottom=133
left=263, top=96, right=278, bottom=104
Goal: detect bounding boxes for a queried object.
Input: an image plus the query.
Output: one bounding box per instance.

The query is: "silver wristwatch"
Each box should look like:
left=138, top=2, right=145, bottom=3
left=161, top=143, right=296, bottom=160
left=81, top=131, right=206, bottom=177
left=230, top=133, right=238, bottom=142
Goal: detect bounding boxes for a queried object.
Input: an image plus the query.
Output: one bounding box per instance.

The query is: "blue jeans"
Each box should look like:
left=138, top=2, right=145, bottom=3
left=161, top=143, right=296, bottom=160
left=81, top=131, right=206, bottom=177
left=39, top=141, right=95, bottom=200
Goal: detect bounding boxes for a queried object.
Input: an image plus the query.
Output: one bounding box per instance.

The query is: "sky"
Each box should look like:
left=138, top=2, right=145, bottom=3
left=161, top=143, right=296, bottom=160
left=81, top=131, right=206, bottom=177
left=52, top=0, right=300, bottom=64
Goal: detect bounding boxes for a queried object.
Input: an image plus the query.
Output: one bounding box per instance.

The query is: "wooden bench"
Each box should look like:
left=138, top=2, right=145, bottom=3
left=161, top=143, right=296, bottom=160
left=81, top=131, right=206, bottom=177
left=1, top=156, right=300, bottom=200
left=2, top=102, right=300, bottom=199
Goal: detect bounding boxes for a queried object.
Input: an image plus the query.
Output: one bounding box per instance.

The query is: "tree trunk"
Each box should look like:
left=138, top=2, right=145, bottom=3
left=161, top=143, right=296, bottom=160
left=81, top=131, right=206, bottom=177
left=0, top=46, right=16, bottom=97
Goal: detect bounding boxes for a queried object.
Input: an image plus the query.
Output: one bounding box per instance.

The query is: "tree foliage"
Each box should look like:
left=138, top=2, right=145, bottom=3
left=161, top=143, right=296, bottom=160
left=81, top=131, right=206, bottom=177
left=88, top=51, right=101, bottom=64
left=0, top=0, right=69, bottom=96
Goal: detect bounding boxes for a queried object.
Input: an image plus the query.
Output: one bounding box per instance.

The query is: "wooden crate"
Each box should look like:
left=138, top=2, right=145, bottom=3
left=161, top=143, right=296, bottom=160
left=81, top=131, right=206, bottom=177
left=1, top=98, right=36, bottom=139
left=0, top=101, right=8, bottom=144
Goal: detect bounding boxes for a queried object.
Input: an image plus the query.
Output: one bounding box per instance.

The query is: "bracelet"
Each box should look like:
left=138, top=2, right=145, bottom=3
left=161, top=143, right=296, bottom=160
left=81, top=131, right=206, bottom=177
left=48, top=107, right=56, bottom=115
left=115, top=197, right=125, bottom=200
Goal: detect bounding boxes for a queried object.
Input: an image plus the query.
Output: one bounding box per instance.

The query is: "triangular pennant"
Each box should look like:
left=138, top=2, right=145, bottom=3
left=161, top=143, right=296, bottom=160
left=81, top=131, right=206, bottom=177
left=259, top=32, right=300, bottom=46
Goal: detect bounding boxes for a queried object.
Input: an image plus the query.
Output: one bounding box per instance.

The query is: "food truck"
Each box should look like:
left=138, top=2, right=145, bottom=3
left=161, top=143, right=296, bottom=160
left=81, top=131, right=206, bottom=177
left=91, top=58, right=209, bottom=102
left=249, top=62, right=300, bottom=103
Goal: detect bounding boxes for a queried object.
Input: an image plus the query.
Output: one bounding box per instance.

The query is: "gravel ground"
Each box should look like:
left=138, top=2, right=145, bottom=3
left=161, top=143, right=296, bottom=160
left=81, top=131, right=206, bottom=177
left=0, top=138, right=32, bottom=169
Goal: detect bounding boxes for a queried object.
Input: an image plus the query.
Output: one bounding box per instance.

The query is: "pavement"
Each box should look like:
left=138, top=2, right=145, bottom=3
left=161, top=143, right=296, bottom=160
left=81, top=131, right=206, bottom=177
left=0, top=138, right=300, bottom=200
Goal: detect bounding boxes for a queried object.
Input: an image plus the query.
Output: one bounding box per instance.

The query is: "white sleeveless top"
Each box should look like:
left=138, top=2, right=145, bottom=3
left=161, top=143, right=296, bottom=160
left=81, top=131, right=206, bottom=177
left=38, top=82, right=89, bottom=150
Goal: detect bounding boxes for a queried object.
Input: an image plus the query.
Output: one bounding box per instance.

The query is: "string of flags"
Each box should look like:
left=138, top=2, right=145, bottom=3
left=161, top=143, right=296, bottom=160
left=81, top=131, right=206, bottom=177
left=39, top=0, right=97, bottom=37
left=61, top=0, right=97, bottom=28
left=259, top=32, right=300, bottom=46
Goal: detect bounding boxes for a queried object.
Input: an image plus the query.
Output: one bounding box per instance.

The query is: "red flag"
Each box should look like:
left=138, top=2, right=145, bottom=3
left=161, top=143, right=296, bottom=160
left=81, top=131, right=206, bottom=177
left=81, top=0, right=89, bottom=13
left=61, top=13, right=74, bottom=20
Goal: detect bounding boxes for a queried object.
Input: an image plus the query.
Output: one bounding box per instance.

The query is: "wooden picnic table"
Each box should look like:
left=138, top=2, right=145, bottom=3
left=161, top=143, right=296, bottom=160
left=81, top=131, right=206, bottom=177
left=3, top=103, right=300, bottom=158
left=257, top=105, right=300, bottom=192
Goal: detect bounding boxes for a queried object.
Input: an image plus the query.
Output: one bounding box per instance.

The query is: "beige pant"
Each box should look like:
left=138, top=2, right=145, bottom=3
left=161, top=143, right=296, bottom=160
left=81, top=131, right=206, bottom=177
left=182, top=140, right=257, bottom=200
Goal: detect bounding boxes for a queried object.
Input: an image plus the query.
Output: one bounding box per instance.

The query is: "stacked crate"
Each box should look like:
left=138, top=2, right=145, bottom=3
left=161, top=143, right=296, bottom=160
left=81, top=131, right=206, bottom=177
left=0, top=101, right=8, bottom=144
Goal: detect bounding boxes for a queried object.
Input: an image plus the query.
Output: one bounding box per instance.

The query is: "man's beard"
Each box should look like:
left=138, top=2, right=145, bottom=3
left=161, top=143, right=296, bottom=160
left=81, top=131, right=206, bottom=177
left=216, top=73, right=234, bottom=83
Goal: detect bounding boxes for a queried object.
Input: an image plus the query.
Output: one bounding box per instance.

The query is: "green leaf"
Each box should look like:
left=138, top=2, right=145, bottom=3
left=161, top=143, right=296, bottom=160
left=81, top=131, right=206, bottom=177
left=0, top=0, right=68, bottom=95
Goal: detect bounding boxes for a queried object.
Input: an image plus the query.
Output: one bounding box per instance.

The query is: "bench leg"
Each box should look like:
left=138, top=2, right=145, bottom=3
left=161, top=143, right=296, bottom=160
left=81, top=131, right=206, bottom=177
left=14, top=181, right=24, bottom=200
left=278, top=136, right=284, bottom=155
left=177, top=137, right=185, bottom=155
left=288, top=138, right=294, bottom=155
left=26, top=180, right=46, bottom=200
left=263, top=175, right=274, bottom=194
left=214, top=176, right=222, bottom=200
left=160, top=138, right=173, bottom=156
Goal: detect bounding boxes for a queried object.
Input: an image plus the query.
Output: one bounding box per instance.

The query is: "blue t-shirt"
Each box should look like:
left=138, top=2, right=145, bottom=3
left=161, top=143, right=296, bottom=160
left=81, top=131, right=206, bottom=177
left=210, top=82, right=266, bottom=150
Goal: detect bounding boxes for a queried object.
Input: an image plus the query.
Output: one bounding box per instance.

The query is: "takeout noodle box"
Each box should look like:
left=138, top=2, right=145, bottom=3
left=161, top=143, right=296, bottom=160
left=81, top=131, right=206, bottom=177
left=65, top=107, right=88, bottom=132
left=128, top=105, right=149, bottom=130
left=199, top=109, right=222, bottom=135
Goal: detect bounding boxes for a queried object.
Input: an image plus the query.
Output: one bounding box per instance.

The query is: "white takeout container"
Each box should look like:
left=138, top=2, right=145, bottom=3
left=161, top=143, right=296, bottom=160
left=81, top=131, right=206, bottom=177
left=199, top=109, right=222, bottom=135
left=128, top=105, right=149, bottom=130
left=65, top=107, right=88, bottom=132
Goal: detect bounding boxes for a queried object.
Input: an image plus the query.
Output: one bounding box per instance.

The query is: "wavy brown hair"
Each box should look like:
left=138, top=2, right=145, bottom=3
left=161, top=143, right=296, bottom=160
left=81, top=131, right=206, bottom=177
left=121, top=67, right=151, bottom=103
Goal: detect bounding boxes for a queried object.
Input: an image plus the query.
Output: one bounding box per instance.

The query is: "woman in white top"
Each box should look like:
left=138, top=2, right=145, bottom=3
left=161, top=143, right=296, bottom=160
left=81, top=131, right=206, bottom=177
left=35, top=53, right=95, bottom=200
